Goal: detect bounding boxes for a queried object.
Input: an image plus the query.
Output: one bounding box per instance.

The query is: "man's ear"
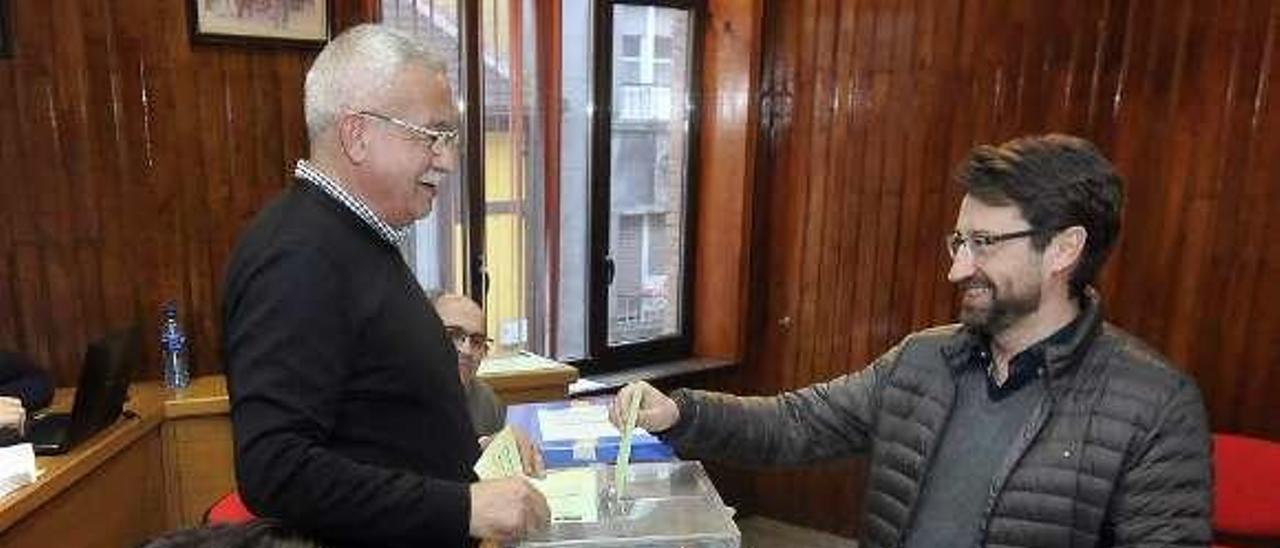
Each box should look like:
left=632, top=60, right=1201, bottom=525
left=337, top=113, right=370, bottom=164
left=1049, top=225, right=1087, bottom=276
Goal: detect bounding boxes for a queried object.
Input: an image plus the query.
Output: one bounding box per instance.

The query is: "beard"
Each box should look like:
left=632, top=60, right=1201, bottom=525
left=957, top=271, right=1041, bottom=334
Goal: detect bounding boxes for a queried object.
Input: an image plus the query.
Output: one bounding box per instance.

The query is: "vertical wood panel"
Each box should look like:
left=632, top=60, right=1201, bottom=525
left=719, top=0, right=1280, bottom=537
left=693, top=0, right=763, bottom=361
left=0, top=0, right=377, bottom=385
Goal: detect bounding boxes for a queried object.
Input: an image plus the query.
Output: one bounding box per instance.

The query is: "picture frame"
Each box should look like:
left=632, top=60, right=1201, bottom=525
left=0, top=0, right=12, bottom=58
left=188, top=0, right=331, bottom=48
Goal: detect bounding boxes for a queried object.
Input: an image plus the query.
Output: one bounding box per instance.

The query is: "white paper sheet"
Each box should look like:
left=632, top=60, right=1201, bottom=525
left=0, top=443, right=38, bottom=499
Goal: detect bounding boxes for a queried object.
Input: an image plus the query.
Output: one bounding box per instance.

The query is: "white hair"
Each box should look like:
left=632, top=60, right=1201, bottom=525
left=304, top=24, right=446, bottom=141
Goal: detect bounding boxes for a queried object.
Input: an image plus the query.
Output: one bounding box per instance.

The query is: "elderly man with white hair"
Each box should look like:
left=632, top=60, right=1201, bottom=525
left=222, top=24, right=548, bottom=547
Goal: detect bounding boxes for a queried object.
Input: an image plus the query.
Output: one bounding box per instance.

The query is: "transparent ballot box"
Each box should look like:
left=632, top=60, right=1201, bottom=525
left=516, top=460, right=740, bottom=548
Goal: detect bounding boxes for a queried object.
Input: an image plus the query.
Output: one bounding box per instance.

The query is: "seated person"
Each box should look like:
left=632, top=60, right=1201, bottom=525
left=433, top=293, right=505, bottom=436
left=0, top=350, right=54, bottom=445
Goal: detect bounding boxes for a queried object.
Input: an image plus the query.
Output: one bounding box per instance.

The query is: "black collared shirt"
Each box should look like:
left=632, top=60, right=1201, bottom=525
left=979, top=315, right=1083, bottom=400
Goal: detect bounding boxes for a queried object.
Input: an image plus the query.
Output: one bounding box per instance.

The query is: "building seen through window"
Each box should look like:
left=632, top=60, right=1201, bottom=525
left=382, top=0, right=699, bottom=368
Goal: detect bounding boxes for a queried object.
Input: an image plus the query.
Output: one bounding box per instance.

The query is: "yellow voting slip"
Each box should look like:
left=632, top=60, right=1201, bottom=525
left=531, top=467, right=599, bottom=523
left=474, top=427, right=526, bottom=548
left=613, top=390, right=642, bottom=499
left=474, top=425, right=523, bottom=480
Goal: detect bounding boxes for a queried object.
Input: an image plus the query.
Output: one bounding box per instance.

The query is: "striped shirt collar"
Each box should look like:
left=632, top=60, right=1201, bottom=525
left=294, top=160, right=408, bottom=245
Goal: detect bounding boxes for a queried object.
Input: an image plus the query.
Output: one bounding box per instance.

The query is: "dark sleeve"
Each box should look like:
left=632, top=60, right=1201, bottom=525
left=659, top=341, right=903, bottom=466
left=0, top=351, right=54, bottom=410
left=1109, top=377, right=1213, bottom=547
left=225, top=246, right=472, bottom=547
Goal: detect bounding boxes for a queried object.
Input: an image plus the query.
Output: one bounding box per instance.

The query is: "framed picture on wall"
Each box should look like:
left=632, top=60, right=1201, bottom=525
left=0, top=0, right=12, bottom=58
left=188, top=0, right=330, bottom=47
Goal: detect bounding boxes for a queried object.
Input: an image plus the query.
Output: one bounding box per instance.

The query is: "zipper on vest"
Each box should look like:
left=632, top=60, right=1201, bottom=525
left=976, top=379, right=1055, bottom=544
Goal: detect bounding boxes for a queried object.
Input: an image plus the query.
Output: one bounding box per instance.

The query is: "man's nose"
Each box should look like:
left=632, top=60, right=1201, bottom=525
left=432, top=143, right=458, bottom=173
left=947, top=251, right=976, bottom=283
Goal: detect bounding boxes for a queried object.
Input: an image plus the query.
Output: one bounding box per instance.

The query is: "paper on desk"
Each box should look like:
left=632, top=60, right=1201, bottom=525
left=474, top=426, right=524, bottom=480
left=478, top=351, right=566, bottom=375
left=0, top=443, right=38, bottom=499
left=614, top=390, right=642, bottom=499
left=568, top=377, right=608, bottom=395
left=537, top=404, right=625, bottom=442
left=531, top=467, right=599, bottom=523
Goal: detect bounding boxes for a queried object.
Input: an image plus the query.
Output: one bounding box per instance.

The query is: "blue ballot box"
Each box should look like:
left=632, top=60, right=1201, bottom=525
left=505, top=396, right=676, bottom=468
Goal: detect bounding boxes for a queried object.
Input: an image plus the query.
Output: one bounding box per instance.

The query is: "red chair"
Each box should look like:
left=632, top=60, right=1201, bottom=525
left=1213, top=433, right=1280, bottom=547
left=205, top=490, right=258, bottom=525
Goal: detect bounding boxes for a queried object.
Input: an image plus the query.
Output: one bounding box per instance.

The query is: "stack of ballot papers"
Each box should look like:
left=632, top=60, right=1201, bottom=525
left=0, top=443, right=39, bottom=499
left=505, top=397, right=675, bottom=468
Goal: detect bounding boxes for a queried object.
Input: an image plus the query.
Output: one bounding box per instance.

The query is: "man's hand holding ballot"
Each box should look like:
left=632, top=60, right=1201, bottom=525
left=609, top=381, right=679, bottom=433
left=471, top=426, right=551, bottom=542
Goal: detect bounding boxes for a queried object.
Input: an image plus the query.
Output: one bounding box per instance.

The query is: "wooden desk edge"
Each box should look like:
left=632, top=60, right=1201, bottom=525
left=0, top=366, right=579, bottom=534
left=0, top=402, right=164, bottom=532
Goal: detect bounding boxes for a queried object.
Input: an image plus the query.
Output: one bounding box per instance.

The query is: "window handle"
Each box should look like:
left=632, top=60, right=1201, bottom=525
left=605, top=256, right=616, bottom=286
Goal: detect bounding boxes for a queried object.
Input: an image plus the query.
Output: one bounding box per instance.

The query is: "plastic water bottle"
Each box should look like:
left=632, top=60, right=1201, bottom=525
left=160, top=301, right=191, bottom=389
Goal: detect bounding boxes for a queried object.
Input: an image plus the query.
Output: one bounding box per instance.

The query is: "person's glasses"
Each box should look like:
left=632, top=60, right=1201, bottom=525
left=444, top=326, right=492, bottom=355
left=945, top=229, right=1042, bottom=260
left=356, top=110, right=459, bottom=155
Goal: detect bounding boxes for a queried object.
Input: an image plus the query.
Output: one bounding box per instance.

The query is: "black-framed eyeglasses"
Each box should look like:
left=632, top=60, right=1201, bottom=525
left=356, top=110, right=459, bottom=155
left=945, top=229, right=1043, bottom=260
left=444, top=325, right=492, bottom=355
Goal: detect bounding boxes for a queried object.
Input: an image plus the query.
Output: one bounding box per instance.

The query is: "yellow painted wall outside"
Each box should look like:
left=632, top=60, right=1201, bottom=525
left=483, top=132, right=526, bottom=351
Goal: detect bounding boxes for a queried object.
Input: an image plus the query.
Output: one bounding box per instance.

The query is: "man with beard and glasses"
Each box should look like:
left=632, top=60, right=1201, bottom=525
left=610, top=134, right=1211, bottom=547
left=222, top=25, right=548, bottom=547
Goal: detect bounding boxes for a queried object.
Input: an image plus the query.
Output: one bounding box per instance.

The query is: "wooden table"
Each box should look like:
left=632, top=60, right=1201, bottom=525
left=0, top=382, right=169, bottom=548
left=0, top=363, right=578, bottom=547
left=477, top=354, right=579, bottom=404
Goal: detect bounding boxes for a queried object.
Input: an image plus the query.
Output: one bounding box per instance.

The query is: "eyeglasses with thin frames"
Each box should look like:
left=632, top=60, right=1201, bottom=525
left=356, top=110, right=459, bottom=155
left=444, top=325, right=493, bottom=356
left=945, top=229, right=1043, bottom=260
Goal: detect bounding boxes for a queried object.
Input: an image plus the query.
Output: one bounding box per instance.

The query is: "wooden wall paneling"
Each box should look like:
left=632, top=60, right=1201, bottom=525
left=802, top=0, right=852, bottom=530
left=0, top=0, right=374, bottom=383
left=167, top=1, right=214, bottom=379
left=843, top=1, right=877, bottom=383
left=1231, top=2, right=1280, bottom=437
left=1108, top=0, right=1174, bottom=351
left=146, top=0, right=187, bottom=381
left=887, top=0, right=928, bottom=345
left=751, top=0, right=825, bottom=527
left=101, top=0, right=149, bottom=354
left=796, top=0, right=836, bottom=400
left=871, top=0, right=912, bottom=359
left=1196, top=0, right=1280, bottom=434
left=824, top=0, right=866, bottom=390
left=754, top=0, right=802, bottom=397
left=0, top=32, right=20, bottom=350
left=692, top=0, right=762, bottom=362
left=733, top=0, right=801, bottom=523
left=195, top=47, right=231, bottom=370
left=1175, top=0, right=1246, bottom=413
left=10, top=1, right=54, bottom=374
left=50, top=0, right=96, bottom=374
left=788, top=0, right=827, bottom=399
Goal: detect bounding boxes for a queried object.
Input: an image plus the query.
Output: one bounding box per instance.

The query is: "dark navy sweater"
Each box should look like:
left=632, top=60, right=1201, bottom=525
left=223, top=180, right=479, bottom=547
